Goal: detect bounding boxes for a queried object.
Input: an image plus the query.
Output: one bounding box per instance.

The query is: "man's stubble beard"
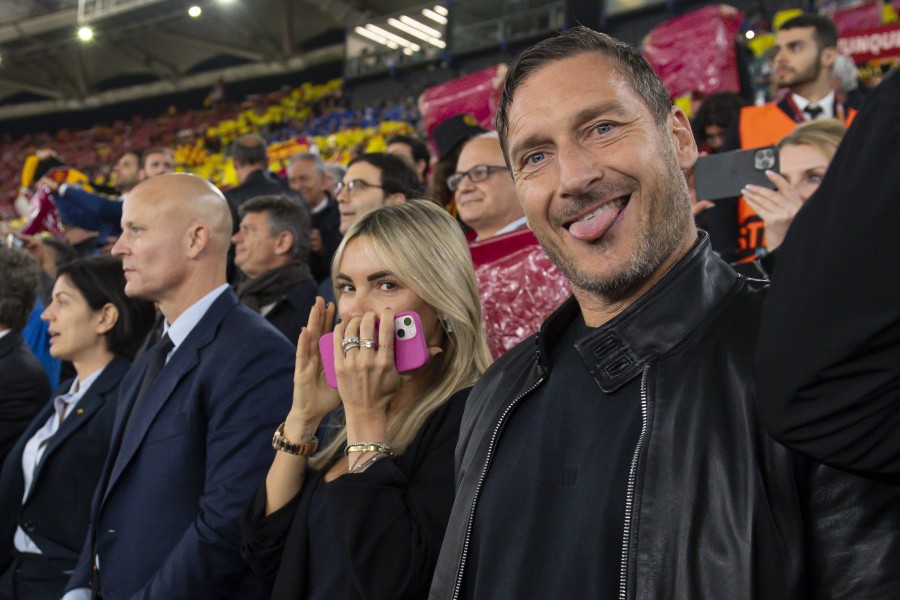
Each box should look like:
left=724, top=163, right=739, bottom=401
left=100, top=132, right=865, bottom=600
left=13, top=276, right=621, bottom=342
left=533, top=148, right=694, bottom=304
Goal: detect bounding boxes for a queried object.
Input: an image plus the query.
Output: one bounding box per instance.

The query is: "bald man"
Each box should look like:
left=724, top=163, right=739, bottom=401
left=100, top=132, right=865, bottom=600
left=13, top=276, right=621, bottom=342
left=65, top=174, right=294, bottom=599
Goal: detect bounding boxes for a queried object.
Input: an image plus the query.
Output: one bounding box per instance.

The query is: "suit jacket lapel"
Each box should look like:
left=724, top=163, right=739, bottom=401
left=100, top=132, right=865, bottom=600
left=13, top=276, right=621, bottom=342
left=101, top=290, right=237, bottom=507
left=28, top=357, right=130, bottom=500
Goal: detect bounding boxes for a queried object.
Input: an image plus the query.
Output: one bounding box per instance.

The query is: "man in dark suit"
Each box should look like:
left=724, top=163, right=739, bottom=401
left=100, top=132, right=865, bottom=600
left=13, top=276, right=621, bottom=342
left=287, top=152, right=342, bottom=282
left=233, top=195, right=317, bottom=344
left=64, top=174, right=294, bottom=599
left=0, top=246, right=51, bottom=463
left=224, top=135, right=299, bottom=220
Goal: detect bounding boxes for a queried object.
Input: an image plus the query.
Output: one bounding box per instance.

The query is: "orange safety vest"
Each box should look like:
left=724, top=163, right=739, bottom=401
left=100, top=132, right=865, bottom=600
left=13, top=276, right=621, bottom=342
left=734, top=103, right=856, bottom=262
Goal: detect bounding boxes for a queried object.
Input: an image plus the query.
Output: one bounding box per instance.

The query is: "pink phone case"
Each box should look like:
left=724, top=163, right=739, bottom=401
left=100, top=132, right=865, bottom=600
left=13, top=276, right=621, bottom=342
left=318, top=311, right=429, bottom=388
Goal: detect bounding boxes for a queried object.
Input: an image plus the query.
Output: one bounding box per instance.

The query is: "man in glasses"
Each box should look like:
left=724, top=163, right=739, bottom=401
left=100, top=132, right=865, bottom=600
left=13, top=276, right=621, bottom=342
left=335, top=153, right=420, bottom=235
left=451, top=132, right=570, bottom=357
left=451, top=132, right=525, bottom=242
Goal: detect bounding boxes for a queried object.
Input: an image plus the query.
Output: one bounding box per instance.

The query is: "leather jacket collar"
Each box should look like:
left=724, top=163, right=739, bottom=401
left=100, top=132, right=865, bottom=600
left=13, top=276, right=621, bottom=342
left=535, top=232, right=740, bottom=392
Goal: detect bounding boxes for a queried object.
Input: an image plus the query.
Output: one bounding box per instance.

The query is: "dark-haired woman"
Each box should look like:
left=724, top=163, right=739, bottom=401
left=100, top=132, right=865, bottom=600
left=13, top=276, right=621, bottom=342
left=0, top=256, right=155, bottom=600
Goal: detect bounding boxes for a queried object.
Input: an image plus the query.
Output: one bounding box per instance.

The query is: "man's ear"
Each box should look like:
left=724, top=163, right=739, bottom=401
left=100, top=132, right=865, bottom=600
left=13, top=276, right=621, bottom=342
left=186, top=224, right=210, bottom=258
left=668, top=106, right=699, bottom=171
left=820, top=46, right=837, bottom=72
left=274, top=231, right=294, bottom=256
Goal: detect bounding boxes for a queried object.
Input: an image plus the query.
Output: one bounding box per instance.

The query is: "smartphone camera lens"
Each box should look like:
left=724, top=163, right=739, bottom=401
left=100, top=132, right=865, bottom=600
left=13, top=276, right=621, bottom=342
left=402, top=316, right=412, bottom=326
left=397, top=329, right=406, bottom=339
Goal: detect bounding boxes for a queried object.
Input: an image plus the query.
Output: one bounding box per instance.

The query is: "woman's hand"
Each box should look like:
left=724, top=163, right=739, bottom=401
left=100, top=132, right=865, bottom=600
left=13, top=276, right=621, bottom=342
left=332, top=309, right=402, bottom=442
left=742, top=170, right=804, bottom=252
left=286, top=297, right=340, bottom=434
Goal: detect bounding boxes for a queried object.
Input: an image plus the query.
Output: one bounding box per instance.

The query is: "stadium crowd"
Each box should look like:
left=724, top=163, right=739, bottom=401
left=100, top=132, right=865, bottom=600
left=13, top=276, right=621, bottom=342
left=0, top=9, right=898, bottom=600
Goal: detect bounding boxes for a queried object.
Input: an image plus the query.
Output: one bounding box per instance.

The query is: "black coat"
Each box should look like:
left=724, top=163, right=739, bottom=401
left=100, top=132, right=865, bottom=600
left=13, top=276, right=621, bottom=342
left=264, top=278, right=318, bottom=345
left=0, top=356, right=129, bottom=596
left=309, top=196, right=343, bottom=283
left=755, top=70, right=900, bottom=484
left=0, top=332, right=51, bottom=463
left=431, top=235, right=900, bottom=600
left=241, top=388, right=470, bottom=600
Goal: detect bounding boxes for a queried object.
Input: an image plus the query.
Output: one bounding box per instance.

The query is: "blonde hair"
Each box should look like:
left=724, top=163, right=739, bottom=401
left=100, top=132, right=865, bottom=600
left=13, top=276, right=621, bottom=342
left=779, top=118, right=847, bottom=161
left=311, top=199, right=492, bottom=467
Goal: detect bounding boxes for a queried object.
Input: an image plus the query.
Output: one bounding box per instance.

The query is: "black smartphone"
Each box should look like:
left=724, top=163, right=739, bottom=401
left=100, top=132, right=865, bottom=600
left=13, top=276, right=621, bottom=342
left=694, top=146, right=779, bottom=201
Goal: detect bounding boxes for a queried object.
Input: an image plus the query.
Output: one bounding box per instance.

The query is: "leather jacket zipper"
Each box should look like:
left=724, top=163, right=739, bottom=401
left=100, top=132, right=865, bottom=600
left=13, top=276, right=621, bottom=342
left=619, top=366, right=650, bottom=600
left=450, top=376, right=546, bottom=600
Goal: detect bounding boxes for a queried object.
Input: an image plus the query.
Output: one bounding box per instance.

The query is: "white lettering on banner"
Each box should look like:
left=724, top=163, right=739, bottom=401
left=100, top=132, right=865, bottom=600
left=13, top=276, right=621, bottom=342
left=840, top=29, right=900, bottom=58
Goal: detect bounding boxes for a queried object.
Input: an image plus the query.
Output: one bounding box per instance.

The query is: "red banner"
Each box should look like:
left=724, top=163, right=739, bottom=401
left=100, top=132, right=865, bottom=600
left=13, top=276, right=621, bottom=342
left=838, top=22, right=900, bottom=63
left=418, top=64, right=506, bottom=141
left=642, top=5, right=744, bottom=98
left=829, top=1, right=883, bottom=34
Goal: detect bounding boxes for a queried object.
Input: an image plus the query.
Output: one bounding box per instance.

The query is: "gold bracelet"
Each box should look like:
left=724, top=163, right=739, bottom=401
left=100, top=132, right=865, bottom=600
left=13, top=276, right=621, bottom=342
left=272, top=423, right=318, bottom=456
left=344, top=442, right=393, bottom=456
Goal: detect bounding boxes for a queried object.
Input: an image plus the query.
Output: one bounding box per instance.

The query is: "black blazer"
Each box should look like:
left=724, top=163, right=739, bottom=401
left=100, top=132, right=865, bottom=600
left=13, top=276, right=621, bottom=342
left=265, top=278, right=319, bottom=345
left=0, top=355, right=130, bottom=573
left=241, top=388, right=470, bottom=600
left=309, top=196, right=343, bottom=283
left=0, top=332, right=52, bottom=463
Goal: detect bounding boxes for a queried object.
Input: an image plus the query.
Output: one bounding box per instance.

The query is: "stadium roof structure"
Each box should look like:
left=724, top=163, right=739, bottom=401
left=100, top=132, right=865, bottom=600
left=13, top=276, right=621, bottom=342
left=0, top=0, right=416, bottom=119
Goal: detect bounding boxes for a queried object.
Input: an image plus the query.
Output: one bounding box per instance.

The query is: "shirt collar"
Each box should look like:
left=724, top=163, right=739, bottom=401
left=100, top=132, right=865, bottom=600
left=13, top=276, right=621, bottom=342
left=163, top=284, right=230, bottom=351
left=792, top=90, right=836, bottom=118
left=476, top=216, right=528, bottom=241
left=310, top=194, right=331, bottom=214
left=55, top=365, right=106, bottom=412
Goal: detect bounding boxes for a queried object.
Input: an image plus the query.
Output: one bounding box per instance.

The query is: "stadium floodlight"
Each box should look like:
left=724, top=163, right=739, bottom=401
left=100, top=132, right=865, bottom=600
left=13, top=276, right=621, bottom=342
left=399, top=15, right=442, bottom=38
left=422, top=8, right=448, bottom=25
left=354, top=26, right=399, bottom=49
left=435, top=5, right=448, bottom=16
left=388, top=18, right=445, bottom=48
left=189, top=5, right=202, bottom=17
left=365, top=24, right=421, bottom=52
left=745, top=30, right=755, bottom=40
left=78, top=26, right=93, bottom=41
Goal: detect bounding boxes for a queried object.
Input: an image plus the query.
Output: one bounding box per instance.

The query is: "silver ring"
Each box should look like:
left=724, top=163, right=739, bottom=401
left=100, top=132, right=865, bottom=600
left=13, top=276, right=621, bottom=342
left=341, top=336, right=361, bottom=354
left=359, top=340, right=377, bottom=349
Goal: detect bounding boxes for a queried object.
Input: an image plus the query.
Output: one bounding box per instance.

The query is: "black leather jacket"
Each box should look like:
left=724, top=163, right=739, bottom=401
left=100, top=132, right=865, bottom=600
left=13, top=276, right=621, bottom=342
left=430, top=235, right=900, bottom=600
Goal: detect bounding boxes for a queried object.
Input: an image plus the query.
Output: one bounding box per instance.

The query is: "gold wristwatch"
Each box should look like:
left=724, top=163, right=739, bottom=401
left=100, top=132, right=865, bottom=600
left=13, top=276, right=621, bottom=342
left=272, top=422, right=318, bottom=456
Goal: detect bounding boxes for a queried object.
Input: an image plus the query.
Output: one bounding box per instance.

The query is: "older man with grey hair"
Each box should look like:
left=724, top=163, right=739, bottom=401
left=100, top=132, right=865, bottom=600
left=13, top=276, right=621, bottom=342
left=287, top=152, right=341, bottom=281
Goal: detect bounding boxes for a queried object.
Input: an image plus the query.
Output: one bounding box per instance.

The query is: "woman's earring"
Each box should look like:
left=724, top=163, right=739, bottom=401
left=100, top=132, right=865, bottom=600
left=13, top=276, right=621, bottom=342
left=441, top=317, right=455, bottom=334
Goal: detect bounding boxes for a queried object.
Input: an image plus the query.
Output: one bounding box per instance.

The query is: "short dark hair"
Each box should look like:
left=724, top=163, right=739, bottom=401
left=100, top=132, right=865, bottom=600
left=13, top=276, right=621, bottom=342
left=0, top=246, right=39, bottom=331
left=495, top=26, right=672, bottom=162
left=140, top=146, right=172, bottom=169
left=347, top=153, right=423, bottom=198
left=239, top=195, right=311, bottom=262
left=231, top=134, right=268, bottom=167
left=779, top=15, right=838, bottom=51
left=56, top=256, right=156, bottom=360
left=386, top=134, right=431, bottom=165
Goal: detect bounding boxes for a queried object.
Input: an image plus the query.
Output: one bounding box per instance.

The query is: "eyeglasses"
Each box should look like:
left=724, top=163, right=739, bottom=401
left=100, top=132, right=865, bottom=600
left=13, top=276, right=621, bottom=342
left=335, top=179, right=385, bottom=197
left=447, top=164, right=509, bottom=192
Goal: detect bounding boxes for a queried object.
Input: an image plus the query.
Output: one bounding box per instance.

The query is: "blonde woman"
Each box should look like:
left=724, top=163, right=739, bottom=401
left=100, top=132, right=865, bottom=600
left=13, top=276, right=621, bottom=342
left=241, top=200, right=492, bottom=599
left=742, top=118, right=847, bottom=254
